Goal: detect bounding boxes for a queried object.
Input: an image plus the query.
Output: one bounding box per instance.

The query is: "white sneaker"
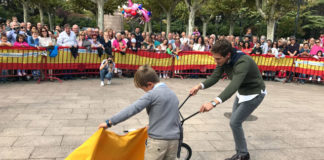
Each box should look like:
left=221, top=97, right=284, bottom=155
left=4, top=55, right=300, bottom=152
left=318, top=77, right=321, bottom=82
left=107, top=80, right=111, bottom=85
left=309, top=77, right=312, bottom=81
left=100, top=81, right=104, bottom=86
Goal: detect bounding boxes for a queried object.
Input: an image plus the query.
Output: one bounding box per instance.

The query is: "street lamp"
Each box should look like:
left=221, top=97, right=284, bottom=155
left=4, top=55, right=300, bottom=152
left=215, top=15, right=222, bottom=36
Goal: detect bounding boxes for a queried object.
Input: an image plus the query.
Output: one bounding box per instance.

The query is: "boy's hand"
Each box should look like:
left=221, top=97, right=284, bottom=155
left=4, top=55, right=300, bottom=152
left=98, top=122, right=108, bottom=129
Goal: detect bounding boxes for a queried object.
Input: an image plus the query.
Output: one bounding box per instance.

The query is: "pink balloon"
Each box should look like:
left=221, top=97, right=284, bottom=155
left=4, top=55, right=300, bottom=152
left=141, top=10, right=150, bottom=22
left=128, top=0, right=133, bottom=7
left=131, top=4, right=138, bottom=11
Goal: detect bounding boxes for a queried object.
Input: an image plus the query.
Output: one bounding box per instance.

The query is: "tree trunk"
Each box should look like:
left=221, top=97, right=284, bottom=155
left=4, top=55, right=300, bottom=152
left=48, top=13, right=53, bottom=31
left=22, top=1, right=28, bottom=23
left=144, top=22, right=148, bottom=33
left=202, top=22, right=207, bottom=37
left=229, top=19, right=234, bottom=35
left=97, top=0, right=105, bottom=31
left=148, top=21, right=152, bottom=34
left=39, top=5, right=44, bottom=25
left=267, top=19, right=276, bottom=41
left=166, top=11, right=171, bottom=35
left=188, top=7, right=196, bottom=35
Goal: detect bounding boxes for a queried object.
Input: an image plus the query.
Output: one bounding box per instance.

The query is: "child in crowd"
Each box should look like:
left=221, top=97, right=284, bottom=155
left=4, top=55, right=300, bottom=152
left=98, top=65, right=181, bottom=160
left=14, top=34, right=29, bottom=76
left=251, top=41, right=262, bottom=55
left=0, top=33, right=12, bottom=46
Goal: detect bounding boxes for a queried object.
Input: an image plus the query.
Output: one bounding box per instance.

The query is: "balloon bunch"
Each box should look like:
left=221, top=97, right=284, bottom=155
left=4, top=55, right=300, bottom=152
left=121, top=0, right=152, bottom=24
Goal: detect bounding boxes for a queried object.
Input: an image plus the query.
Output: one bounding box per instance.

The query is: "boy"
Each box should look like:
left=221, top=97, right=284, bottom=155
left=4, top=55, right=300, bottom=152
left=98, top=65, right=181, bottom=160
left=99, top=55, right=115, bottom=86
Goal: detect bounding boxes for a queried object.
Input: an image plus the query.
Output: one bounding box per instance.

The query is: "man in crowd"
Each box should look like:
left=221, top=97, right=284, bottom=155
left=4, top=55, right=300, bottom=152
left=57, top=24, right=77, bottom=47
left=72, top=24, right=79, bottom=37
left=6, top=21, right=25, bottom=44
left=135, top=27, right=143, bottom=49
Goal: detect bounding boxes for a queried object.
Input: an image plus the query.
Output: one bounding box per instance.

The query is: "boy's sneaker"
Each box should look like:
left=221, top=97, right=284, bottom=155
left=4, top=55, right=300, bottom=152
left=100, top=81, right=104, bottom=87
left=317, top=77, right=321, bottom=82
left=107, top=80, right=111, bottom=85
left=18, top=72, right=22, bottom=76
left=225, top=153, right=250, bottom=160
left=309, top=77, right=312, bottom=81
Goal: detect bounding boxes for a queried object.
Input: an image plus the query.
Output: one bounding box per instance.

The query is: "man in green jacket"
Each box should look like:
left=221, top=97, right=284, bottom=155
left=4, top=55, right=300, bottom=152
left=190, top=39, right=266, bottom=160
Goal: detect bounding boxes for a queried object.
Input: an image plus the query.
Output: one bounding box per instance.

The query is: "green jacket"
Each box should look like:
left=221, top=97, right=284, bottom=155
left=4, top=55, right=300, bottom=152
left=202, top=52, right=265, bottom=102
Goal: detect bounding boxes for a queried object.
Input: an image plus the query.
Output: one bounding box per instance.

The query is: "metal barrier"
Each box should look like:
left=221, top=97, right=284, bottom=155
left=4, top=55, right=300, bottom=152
left=1, top=46, right=323, bottom=84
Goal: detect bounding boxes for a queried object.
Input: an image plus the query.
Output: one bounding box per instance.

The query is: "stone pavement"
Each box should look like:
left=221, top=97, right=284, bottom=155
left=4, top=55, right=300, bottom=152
left=0, top=78, right=324, bottom=160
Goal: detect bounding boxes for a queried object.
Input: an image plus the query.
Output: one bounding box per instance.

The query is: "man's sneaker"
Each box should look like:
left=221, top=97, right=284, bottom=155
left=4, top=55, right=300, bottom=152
left=225, top=153, right=250, bottom=160
left=107, top=80, right=111, bottom=85
left=100, top=81, right=104, bottom=87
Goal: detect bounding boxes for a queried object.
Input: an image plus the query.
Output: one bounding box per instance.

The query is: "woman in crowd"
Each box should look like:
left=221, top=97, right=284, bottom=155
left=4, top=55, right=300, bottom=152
left=100, top=31, right=112, bottom=56
left=112, top=33, right=127, bottom=54
left=39, top=27, right=54, bottom=47
left=241, top=41, right=252, bottom=55
left=160, top=39, right=168, bottom=52
left=192, top=36, right=205, bottom=51
left=77, top=31, right=91, bottom=48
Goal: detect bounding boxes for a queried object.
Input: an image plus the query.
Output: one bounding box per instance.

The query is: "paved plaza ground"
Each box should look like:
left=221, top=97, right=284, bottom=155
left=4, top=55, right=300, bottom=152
left=0, top=78, right=323, bottom=160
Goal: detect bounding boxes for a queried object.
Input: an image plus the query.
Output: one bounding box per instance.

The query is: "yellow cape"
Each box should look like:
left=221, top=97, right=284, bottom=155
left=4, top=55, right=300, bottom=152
left=66, top=127, right=148, bottom=160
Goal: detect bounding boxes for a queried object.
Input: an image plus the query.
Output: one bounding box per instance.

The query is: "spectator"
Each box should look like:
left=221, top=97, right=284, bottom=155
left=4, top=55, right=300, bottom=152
left=0, top=33, right=12, bottom=46
left=112, top=33, right=127, bottom=54
left=57, top=24, right=77, bottom=47
left=160, top=39, right=168, bottom=51
left=309, top=38, right=315, bottom=49
left=72, top=24, right=79, bottom=37
left=27, top=31, right=40, bottom=48
left=241, top=42, right=252, bottom=55
left=175, top=38, right=181, bottom=49
left=100, top=31, right=112, bottom=55
left=252, top=36, right=258, bottom=48
left=130, top=38, right=137, bottom=52
left=26, top=22, right=32, bottom=36
left=260, top=35, right=268, bottom=54
left=310, top=39, right=324, bottom=56
left=135, top=27, right=143, bottom=49
left=77, top=31, right=91, bottom=48
left=161, top=31, right=166, bottom=41
left=266, top=39, right=272, bottom=53
left=146, top=38, right=155, bottom=52
left=244, top=28, right=252, bottom=39
left=36, top=23, right=42, bottom=32
left=287, top=36, right=299, bottom=57
left=6, top=22, right=25, bottom=44
left=54, top=25, right=61, bottom=37
left=272, top=43, right=284, bottom=58
left=14, top=34, right=29, bottom=77
left=251, top=41, right=262, bottom=55
left=192, top=27, right=200, bottom=36
left=189, top=39, right=195, bottom=50
left=299, top=42, right=310, bottom=57
left=180, top=39, right=191, bottom=51
left=99, top=55, right=115, bottom=86
left=193, top=36, right=205, bottom=51
left=154, top=34, right=162, bottom=47
left=180, top=32, right=189, bottom=45
left=234, top=36, right=240, bottom=47
left=238, top=41, right=244, bottom=50
left=13, top=34, right=29, bottom=47
left=167, top=33, right=176, bottom=49
left=5, top=19, right=11, bottom=31
left=90, top=34, right=103, bottom=48
left=86, top=28, right=93, bottom=40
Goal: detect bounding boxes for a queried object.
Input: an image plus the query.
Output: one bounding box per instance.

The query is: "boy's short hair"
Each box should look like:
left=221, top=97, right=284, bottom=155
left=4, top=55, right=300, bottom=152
left=134, top=64, right=160, bottom=88
left=1, top=33, right=7, bottom=39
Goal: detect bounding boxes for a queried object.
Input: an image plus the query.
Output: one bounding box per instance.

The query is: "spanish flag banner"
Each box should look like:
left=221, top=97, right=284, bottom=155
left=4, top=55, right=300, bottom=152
left=174, top=51, right=216, bottom=70
left=0, top=47, right=43, bottom=69
left=251, top=55, right=294, bottom=71
left=66, top=127, right=148, bottom=160
left=294, top=57, right=324, bottom=76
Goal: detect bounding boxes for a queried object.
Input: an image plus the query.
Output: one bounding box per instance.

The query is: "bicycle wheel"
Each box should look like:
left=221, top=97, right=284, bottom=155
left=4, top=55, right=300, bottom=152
left=178, top=143, right=192, bottom=160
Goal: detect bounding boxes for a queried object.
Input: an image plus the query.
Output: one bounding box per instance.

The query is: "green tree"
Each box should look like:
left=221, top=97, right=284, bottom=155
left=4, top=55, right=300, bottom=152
left=184, top=0, right=207, bottom=35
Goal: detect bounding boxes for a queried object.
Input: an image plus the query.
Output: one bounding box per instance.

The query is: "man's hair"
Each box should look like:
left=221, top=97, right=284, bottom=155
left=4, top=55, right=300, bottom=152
left=134, top=64, right=159, bottom=88
left=64, top=24, right=70, bottom=29
left=210, top=39, right=232, bottom=57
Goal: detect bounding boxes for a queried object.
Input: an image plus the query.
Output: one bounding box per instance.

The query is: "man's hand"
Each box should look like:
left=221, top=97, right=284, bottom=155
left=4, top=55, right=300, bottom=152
left=199, top=102, right=214, bottom=113
left=98, top=122, right=108, bottom=129
left=190, top=84, right=202, bottom=96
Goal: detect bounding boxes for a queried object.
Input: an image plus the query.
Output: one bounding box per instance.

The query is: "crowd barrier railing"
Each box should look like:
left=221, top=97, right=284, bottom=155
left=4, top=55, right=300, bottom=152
left=1, top=46, right=323, bottom=83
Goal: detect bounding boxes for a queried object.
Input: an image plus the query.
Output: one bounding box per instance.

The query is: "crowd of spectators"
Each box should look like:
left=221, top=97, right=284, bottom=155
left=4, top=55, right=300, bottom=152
left=0, top=17, right=324, bottom=83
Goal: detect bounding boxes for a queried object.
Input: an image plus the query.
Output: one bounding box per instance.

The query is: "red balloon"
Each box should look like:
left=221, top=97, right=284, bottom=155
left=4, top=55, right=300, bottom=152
left=131, top=10, right=137, bottom=16
left=125, top=8, right=131, bottom=13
